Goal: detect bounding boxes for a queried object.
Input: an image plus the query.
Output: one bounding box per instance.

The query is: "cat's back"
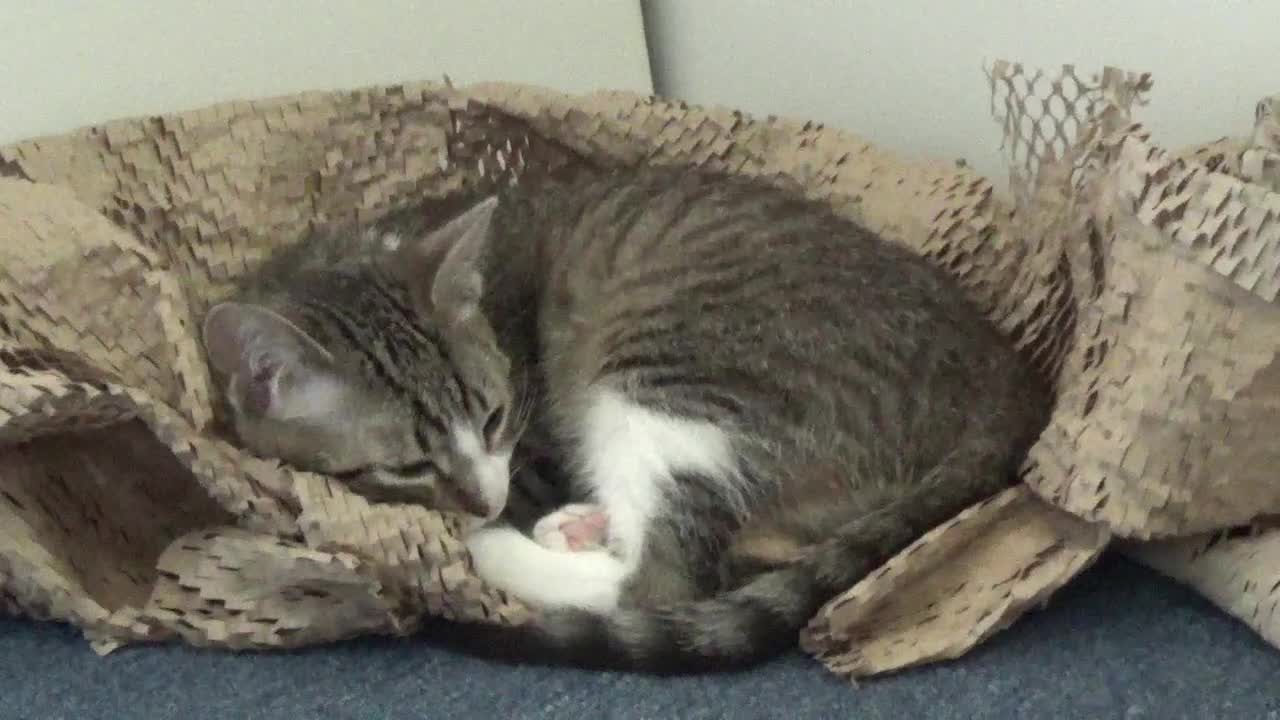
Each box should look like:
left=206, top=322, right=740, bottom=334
left=511, top=166, right=1048, bottom=454
left=520, top=167, right=963, bottom=307
left=516, top=166, right=1004, bottom=357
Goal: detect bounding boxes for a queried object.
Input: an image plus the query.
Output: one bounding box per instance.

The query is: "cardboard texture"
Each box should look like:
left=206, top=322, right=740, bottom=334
left=2, top=61, right=1278, bottom=681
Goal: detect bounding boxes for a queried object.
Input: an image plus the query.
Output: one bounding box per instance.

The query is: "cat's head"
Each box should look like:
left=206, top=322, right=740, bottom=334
left=201, top=197, right=517, bottom=520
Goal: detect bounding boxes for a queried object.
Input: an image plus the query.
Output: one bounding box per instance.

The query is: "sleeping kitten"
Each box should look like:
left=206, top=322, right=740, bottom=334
left=202, top=166, right=1051, bottom=674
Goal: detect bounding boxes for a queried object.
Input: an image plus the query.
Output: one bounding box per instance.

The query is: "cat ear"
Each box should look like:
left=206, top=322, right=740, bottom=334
left=408, top=196, right=498, bottom=324
left=201, top=302, right=345, bottom=420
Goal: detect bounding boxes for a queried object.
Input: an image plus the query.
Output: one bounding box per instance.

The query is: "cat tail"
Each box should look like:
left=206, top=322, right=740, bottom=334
left=423, top=448, right=1016, bottom=675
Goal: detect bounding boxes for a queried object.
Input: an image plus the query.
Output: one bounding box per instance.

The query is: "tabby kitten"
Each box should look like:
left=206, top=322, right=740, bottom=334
left=202, top=166, right=1051, bottom=674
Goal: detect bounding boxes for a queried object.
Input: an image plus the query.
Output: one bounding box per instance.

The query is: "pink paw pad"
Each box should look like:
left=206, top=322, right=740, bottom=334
left=533, top=504, right=609, bottom=552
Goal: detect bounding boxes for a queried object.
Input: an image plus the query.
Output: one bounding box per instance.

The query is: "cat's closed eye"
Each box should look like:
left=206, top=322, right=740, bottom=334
left=328, top=459, right=438, bottom=481
left=387, top=459, right=439, bottom=478
left=482, top=405, right=505, bottom=450
left=329, top=467, right=368, bottom=481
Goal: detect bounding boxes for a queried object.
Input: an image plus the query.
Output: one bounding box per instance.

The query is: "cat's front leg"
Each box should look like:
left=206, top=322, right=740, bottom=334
left=467, top=388, right=736, bottom=613
left=464, top=524, right=626, bottom=613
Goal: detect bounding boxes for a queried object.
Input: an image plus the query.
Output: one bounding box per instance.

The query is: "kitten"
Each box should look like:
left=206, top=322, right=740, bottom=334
left=202, top=166, right=1051, bottom=674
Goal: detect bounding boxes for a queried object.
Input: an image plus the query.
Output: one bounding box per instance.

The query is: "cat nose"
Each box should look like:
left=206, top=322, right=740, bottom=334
left=469, top=482, right=507, bottom=522
left=479, top=477, right=508, bottom=522
left=453, top=486, right=495, bottom=519
left=456, top=454, right=509, bottom=521
left=451, top=475, right=506, bottom=521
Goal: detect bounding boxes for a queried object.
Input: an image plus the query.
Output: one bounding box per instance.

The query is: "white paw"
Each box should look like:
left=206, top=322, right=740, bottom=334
left=464, top=524, right=625, bottom=613
left=465, top=526, right=529, bottom=592
left=532, top=503, right=609, bottom=553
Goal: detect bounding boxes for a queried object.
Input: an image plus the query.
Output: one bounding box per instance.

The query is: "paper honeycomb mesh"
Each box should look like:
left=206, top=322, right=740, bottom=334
left=982, top=64, right=1280, bottom=540
left=986, top=61, right=1154, bottom=196
left=0, top=63, right=1278, bottom=682
left=805, top=66, right=1280, bottom=678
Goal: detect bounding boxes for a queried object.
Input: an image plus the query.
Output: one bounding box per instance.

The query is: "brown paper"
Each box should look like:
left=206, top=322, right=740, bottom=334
left=2, top=65, right=1279, bottom=682
left=800, top=487, right=1108, bottom=679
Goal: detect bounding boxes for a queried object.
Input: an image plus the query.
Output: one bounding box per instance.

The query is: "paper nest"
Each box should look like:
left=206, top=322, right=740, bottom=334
left=2, top=60, right=1279, bottom=681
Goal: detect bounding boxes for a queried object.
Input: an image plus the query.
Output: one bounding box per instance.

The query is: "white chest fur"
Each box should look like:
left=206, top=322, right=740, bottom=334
left=571, top=388, right=738, bottom=565
left=464, top=387, right=738, bottom=612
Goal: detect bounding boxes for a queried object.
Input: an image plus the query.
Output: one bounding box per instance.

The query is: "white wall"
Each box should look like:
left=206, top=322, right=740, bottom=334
left=0, top=1, right=652, bottom=144
left=644, top=1, right=1280, bottom=182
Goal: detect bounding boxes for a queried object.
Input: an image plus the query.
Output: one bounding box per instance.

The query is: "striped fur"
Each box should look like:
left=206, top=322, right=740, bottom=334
left=202, top=166, right=1051, bottom=673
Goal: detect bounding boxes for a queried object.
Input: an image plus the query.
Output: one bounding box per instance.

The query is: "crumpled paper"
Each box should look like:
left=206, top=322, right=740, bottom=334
left=2, top=62, right=1278, bottom=681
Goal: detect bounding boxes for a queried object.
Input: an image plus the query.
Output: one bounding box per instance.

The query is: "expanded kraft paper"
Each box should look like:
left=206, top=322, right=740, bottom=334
left=2, top=61, right=1278, bottom=681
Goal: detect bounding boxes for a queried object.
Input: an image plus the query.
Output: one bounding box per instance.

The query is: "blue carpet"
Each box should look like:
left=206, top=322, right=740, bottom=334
left=2, top=554, right=1278, bottom=720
